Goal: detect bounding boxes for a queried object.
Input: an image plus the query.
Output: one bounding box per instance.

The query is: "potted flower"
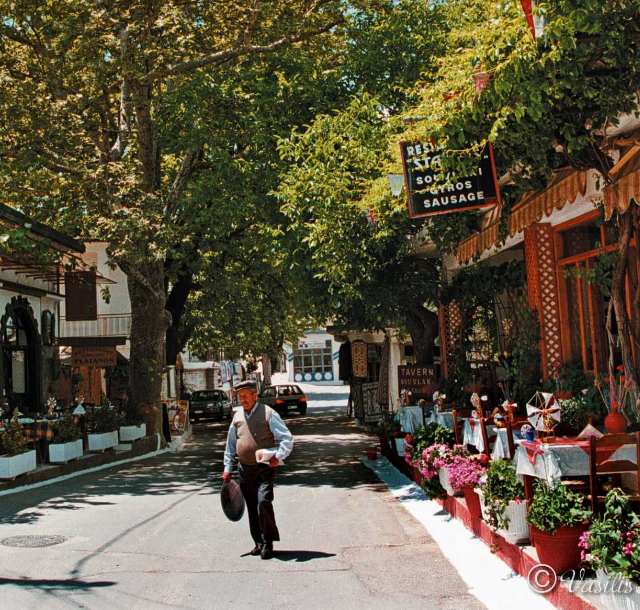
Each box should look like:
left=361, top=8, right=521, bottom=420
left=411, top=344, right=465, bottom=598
left=580, top=489, right=640, bottom=610
left=0, top=409, right=36, bottom=479
left=421, top=444, right=468, bottom=497
left=417, top=444, right=447, bottom=499
left=405, top=423, right=455, bottom=484
left=447, top=453, right=489, bottom=518
left=118, top=399, right=146, bottom=442
left=87, top=406, right=121, bottom=451
left=526, top=481, right=592, bottom=573
left=49, top=409, right=83, bottom=463
left=478, top=459, right=528, bottom=544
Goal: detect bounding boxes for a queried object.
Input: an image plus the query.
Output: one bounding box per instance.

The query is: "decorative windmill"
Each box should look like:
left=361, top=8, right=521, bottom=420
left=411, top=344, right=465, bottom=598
left=526, top=392, right=561, bottom=438
left=470, top=392, right=482, bottom=419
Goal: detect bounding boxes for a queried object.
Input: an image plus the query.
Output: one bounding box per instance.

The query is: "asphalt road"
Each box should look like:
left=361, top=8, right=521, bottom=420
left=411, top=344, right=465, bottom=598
left=0, top=382, right=486, bottom=610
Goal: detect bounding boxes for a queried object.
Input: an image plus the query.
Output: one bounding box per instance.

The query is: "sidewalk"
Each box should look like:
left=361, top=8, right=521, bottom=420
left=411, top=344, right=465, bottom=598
left=365, top=456, right=608, bottom=610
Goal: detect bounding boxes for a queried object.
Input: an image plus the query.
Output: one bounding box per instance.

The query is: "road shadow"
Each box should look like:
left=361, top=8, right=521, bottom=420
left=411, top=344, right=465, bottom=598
left=272, top=550, right=337, bottom=562
left=0, top=576, right=116, bottom=590
left=0, top=393, right=379, bottom=525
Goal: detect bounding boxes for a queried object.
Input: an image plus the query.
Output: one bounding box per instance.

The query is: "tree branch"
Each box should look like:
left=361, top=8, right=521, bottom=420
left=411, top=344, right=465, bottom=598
left=164, top=148, right=200, bottom=218
left=110, top=27, right=133, bottom=162
left=140, top=19, right=341, bottom=84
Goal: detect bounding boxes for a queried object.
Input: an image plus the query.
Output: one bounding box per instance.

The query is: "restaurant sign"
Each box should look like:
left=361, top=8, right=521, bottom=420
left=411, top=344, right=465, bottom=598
left=400, top=141, right=501, bottom=218
left=398, top=365, right=438, bottom=395
left=72, top=346, right=117, bottom=367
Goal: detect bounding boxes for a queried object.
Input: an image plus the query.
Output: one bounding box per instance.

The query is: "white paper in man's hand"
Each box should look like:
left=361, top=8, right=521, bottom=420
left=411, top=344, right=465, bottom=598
left=255, top=448, right=284, bottom=465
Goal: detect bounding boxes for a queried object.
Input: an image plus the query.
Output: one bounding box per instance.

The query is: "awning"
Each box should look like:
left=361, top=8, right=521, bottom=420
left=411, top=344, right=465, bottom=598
left=456, top=168, right=601, bottom=264
left=603, top=144, right=640, bottom=219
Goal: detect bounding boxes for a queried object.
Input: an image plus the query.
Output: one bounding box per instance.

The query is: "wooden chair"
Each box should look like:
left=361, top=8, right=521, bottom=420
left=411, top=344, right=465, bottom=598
left=503, top=416, right=530, bottom=460
left=588, top=432, right=640, bottom=515
left=479, top=416, right=498, bottom=458
left=452, top=408, right=474, bottom=445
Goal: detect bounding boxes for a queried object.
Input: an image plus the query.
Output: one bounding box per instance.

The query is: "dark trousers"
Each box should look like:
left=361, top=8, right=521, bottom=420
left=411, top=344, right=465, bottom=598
left=238, top=463, right=280, bottom=545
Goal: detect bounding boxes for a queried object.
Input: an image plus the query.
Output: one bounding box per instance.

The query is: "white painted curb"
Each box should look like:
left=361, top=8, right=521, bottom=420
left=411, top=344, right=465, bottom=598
left=0, top=447, right=170, bottom=498
left=362, top=457, right=555, bottom=610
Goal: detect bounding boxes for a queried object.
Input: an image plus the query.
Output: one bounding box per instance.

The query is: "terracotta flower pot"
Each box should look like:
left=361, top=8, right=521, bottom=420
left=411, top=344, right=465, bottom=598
left=462, top=487, right=483, bottom=519
left=412, top=465, right=423, bottom=485
left=531, top=524, right=587, bottom=574
left=365, top=446, right=378, bottom=460
left=605, top=409, right=628, bottom=434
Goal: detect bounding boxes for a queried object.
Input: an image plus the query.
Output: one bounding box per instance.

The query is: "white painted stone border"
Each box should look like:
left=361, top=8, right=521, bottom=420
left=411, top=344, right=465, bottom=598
left=0, top=435, right=168, bottom=498
left=362, top=456, right=555, bottom=610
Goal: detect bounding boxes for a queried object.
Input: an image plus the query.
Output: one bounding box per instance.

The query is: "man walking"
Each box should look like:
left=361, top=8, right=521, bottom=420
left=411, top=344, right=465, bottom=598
left=222, top=380, right=293, bottom=559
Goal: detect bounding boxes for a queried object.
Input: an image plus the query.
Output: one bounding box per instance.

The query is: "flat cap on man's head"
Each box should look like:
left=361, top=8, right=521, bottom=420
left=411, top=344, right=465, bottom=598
left=235, top=380, right=258, bottom=392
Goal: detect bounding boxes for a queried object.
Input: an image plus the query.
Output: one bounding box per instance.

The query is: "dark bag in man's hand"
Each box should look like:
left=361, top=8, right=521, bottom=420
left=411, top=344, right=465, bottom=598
left=221, top=479, right=245, bottom=522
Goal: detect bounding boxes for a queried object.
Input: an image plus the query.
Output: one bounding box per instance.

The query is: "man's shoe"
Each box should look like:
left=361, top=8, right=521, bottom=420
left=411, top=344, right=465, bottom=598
left=249, top=544, right=262, bottom=556
left=260, top=543, right=274, bottom=560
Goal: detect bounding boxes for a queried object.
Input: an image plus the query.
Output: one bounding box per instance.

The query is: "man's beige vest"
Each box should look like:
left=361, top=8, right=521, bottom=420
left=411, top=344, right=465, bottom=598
left=233, top=402, right=276, bottom=466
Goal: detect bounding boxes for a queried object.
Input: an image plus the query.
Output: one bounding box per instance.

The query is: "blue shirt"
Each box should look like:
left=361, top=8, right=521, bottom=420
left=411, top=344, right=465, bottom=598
left=223, top=403, right=294, bottom=473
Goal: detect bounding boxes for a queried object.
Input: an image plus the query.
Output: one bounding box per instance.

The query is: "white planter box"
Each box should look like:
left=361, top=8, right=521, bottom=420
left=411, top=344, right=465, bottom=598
left=87, top=431, right=118, bottom=452
left=596, top=570, right=640, bottom=610
left=438, top=467, right=463, bottom=497
left=119, top=423, right=146, bottom=442
left=49, top=439, right=83, bottom=463
left=477, top=489, right=529, bottom=544
left=0, top=450, right=37, bottom=479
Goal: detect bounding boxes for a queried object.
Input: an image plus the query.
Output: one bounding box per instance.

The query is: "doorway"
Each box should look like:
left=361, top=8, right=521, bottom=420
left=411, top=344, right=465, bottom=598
left=1, top=297, right=42, bottom=415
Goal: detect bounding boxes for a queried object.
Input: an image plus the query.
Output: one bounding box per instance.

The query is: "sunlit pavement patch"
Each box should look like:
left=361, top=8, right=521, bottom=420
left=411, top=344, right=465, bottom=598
left=362, top=457, right=555, bottom=610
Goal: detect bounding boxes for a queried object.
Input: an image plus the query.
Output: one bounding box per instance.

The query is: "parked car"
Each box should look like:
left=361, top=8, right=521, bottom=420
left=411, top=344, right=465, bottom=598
left=189, top=390, right=233, bottom=422
left=259, top=385, right=307, bottom=416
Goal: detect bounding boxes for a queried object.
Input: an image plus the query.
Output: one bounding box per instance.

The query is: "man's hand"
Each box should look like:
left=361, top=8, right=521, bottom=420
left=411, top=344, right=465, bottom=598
left=222, top=472, right=232, bottom=483
left=268, top=457, right=279, bottom=468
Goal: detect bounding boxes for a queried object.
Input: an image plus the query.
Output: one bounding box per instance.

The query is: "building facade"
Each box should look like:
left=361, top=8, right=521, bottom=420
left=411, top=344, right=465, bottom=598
left=283, top=329, right=341, bottom=385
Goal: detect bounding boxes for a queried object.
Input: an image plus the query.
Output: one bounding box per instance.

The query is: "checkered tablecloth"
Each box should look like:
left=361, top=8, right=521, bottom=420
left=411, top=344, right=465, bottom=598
left=0, top=419, right=55, bottom=442
left=23, top=420, right=55, bottom=442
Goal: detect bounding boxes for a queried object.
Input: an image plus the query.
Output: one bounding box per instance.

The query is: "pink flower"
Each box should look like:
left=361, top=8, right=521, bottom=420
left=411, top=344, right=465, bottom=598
left=579, top=531, right=590, bottom=550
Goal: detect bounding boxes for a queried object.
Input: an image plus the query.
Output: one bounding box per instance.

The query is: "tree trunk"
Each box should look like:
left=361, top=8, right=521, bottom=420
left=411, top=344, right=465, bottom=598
left=261, top=354, right=272, bottom=386
left=127, top=260, right=171, bottom=423
left=404, top=306, right=440, bottom=365
left=609, top=208, right=639, bottom=409
left=165, top=272, right=194, bottom=366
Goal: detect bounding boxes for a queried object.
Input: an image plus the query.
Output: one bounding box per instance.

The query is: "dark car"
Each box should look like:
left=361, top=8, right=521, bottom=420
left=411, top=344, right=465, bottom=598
left=259, top=384, right=307, bottom=416
left=189, top=390, right=233, bottom=422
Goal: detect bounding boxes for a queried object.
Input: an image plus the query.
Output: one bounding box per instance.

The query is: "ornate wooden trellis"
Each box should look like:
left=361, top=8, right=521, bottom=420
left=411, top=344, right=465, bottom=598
left=524, top=223, right=563, bottom=379
left=439, top=300, right=464, bottom=378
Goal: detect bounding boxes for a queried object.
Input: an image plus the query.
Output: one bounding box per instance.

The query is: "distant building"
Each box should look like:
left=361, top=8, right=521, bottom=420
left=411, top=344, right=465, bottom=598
left=283, top=329, right=341, bottom=385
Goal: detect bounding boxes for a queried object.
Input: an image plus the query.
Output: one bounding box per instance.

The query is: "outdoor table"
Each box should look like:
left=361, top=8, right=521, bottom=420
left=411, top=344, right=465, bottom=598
left=426, top=411, right=455, bottom=430
left=491, top=428, right=522, bottom=460
left=514, top=438, right=638, bottom=484
left=462, top=418, right=498, bottom=453
left=395, top=406, right=424, bottom=434
left=22, top=419, right=56, bottom=461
